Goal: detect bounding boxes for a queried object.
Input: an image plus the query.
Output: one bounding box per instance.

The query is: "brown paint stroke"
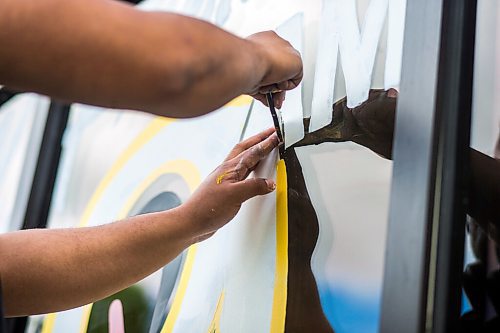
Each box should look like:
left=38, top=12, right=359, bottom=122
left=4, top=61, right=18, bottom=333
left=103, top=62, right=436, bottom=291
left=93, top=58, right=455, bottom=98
left=283, top=148, right=334, bottom=333
left=296, top=89, right=397, bottom=159
left=282, top=90, right=396, bottom=333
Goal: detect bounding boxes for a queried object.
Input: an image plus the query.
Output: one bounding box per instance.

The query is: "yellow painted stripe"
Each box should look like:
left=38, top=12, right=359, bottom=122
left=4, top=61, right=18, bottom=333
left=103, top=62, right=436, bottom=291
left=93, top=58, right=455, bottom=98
left=42, top=117, right=173, bottom=333
left=117, top=160, right=200, bottom=220
left=78, top=304, right=93, bottom=333
left=270, top=159, right=288, bottom=333
left=78, top=117, right=173, bottom=228
left=75, top=118, right=173, bottom=331
left=40, top=313, right=56, bottom=333
left=40, top=100, right=242, bottom=332
left=113, top=160, right=201, bottom=333
left=207, top=291, right=225, bottom=333
left=161, top=245, right=199, bottom=333
left=116, top=159, right=201, bottom=332
left=225, top=95, right=253, bottom=107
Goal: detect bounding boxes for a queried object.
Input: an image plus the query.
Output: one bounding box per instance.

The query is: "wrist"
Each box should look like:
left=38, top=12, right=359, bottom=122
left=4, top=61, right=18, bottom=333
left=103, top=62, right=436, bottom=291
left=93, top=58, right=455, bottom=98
left=244, top=38, right=271, bottom=92
left=172, top=202, right=213, bottom=245
left=161, top=205, right=199, bottom=247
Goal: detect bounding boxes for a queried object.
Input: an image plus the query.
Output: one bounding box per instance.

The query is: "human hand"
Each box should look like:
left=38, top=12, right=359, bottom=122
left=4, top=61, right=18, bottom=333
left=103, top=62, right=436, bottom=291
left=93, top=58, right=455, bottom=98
left=296, top=89, right=398, bottom=159
left=246, top=31, right=303, bottom=109
left=181, top=128, right=280, bottom=242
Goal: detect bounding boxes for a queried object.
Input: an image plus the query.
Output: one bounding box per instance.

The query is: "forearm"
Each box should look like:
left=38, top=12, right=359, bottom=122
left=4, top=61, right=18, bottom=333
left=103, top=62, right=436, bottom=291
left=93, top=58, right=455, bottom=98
left=0, top=0, right=267, bottom=117
left=468, top=148, right=500, bottom=243
left=0, top=207, right=195, bottom=317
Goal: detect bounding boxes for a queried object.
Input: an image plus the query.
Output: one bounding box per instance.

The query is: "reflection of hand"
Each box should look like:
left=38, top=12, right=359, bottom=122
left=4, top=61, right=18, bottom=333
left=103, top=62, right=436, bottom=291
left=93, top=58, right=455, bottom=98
left=182, top=128, right=280, bottom=242
left=296, top=89, right=398, bottom=159
left=246, top=31, right=303, bottom=109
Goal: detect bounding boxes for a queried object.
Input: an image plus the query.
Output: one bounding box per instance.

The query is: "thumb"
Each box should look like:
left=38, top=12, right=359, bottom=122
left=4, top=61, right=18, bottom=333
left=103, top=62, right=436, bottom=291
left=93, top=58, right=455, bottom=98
left=231, top=178, right=276, bottom=203
left=387, top=88, right=399, bottom=98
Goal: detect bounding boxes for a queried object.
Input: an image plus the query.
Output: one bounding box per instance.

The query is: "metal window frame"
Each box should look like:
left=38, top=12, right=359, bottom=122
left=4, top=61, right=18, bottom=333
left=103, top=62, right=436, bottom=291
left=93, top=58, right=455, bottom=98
left=380, top=0, right=477, bottom=332
left=21, top=101, right=71, bottom=230
left=430, top=1, right=477, bottom=332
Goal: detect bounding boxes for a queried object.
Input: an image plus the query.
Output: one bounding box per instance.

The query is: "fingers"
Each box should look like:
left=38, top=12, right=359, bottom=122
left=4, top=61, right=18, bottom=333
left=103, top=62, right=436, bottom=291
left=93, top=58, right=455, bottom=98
left=387, top=88, right=399, bottom=98
left=231, top=132, right=279, bottom=179
left=251, top=91, right=285, bottom=109
left=257, top=84, right=280, bottom=94
left=219, top=131, right=279, bottom=184
left=273, top=91, right=286, bottom=109
left=252, top=93, right=269, bottom=107
left=225, top=128, right=275, bottom=161
left=246, top=30, right=302, bottom=109
left=230, top=178, right=276, bottom=203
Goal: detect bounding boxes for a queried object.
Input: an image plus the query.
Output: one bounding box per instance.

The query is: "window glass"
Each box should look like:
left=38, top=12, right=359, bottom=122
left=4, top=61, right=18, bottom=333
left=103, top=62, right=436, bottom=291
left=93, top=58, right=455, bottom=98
left=461, top=1, right=500, bottom=330
left=23, top=0, right=410, bottom=332
left=0, top=94, right=48, bottom=233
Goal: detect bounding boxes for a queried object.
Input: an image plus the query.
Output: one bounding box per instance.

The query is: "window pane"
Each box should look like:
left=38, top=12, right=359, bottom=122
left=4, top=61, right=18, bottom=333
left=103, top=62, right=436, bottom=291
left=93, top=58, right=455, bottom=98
left=461, top=0, right=500, bottom=331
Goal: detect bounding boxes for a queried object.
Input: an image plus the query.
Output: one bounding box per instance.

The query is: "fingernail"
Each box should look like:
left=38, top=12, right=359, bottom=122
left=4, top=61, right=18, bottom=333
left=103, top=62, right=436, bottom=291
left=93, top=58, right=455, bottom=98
left=266, top=179, right=276, bottom=191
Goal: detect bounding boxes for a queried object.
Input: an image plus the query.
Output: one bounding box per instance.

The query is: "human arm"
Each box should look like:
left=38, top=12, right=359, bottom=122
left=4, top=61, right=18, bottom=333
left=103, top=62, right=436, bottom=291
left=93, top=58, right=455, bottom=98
left=0, top=128, right=280, bottom=317
left=0, top=0, right=302, bottom=117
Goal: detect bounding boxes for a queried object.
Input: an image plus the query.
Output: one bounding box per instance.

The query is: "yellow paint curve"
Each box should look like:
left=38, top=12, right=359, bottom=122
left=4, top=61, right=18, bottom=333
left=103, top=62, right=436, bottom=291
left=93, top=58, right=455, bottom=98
left=119, top=159, right=201, bottom=333
left=78, top=305, right=93, bottom=333
left=160, top=245, right=199, bottom=333
left=39, top=94, right=247, bottom=332
left=270, top=159, right=288, bottom=333
left=225, top=95, right=253, bottom=107
left=207, top=291, right=225, bottom=333
left=79, top=117, right=173, bottom=228
left=40, top=313, right=56, bottom=333
left=117, top=160, right=200, bottom=220
left=41, top=117, right=172, bottom=333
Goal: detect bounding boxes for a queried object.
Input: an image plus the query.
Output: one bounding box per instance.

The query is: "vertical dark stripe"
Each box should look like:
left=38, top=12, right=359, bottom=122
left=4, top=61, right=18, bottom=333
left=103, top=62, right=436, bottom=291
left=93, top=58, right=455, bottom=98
left=22, top=102, right=70, bottom=230
left=431, top=0, right=477, bottom=332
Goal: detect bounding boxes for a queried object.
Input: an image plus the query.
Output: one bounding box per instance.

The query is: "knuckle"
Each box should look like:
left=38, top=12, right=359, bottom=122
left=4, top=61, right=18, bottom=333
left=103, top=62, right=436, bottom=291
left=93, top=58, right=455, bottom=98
left=234, top=164, right=246, bottom=177
left=242, top=157, right=254, bottom=169
left=256, top=143, right=266, bottom=158
left=247, top=179, right=261, bottom=193
left=220, top=161, right=231, bottom=170
left=256, top=179, right=269, bottom=194
left=250, top=145, right=261, bottom=157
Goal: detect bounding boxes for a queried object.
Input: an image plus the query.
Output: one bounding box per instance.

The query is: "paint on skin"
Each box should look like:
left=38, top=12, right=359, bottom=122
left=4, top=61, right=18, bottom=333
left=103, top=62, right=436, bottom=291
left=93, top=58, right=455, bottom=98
left=216, top=172, right=228, bottom=185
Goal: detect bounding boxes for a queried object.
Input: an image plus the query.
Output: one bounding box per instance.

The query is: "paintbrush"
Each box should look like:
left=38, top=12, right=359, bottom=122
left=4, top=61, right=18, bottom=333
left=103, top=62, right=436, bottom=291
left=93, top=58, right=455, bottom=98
left=266, top=93, right=285, bottom=156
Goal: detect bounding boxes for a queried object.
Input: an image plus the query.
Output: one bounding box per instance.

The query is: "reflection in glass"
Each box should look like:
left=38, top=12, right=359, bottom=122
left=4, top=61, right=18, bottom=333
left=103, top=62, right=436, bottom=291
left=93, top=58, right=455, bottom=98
left=460, top=0, right=500, bottom=331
